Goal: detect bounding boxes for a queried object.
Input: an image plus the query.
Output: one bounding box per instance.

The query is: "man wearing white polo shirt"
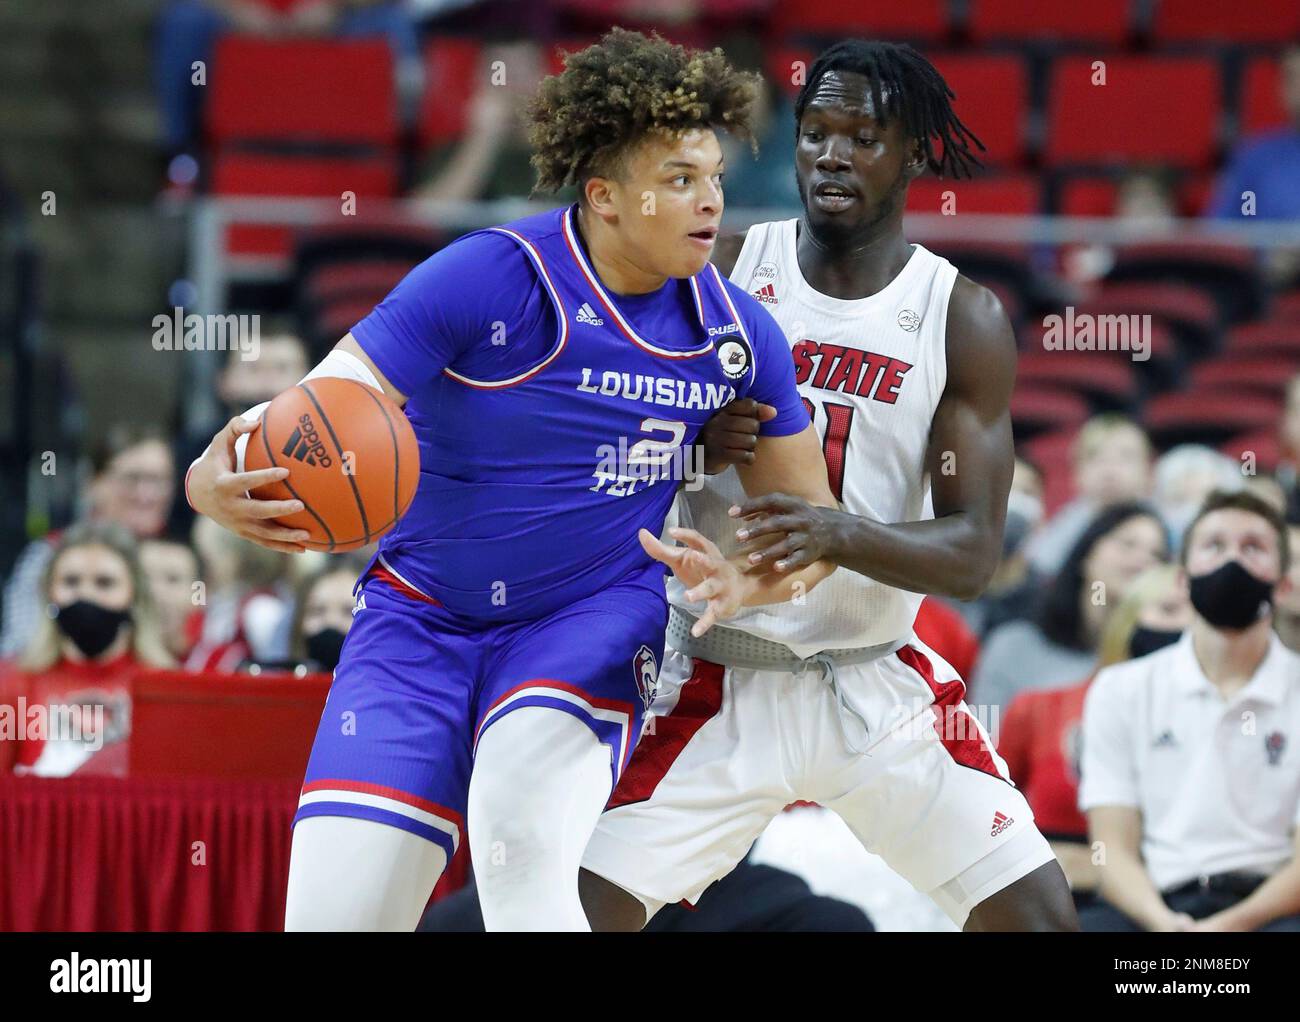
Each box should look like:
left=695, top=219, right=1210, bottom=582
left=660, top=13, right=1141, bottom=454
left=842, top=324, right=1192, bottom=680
left=1079, top=490, right=1300, bottom=931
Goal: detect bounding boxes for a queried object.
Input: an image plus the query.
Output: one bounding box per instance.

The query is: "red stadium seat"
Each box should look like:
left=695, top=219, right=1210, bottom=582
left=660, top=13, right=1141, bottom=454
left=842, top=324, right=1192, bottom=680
left=1009, top=386, right=1091, bottom=439
left=1079, top=281, right=1220, bottom=352
left=1057, top=177, right=1118, bottom=217
left=419, top=37, right=482, bottom=147
left=1240, top=57, right=1289, bottom=136
left=208, top=37, right=398, bottom=146
left=1226, top=320, right=1300, bottom=359
left=1220, top=429, right=1284, bottom=473
left=967, top=0, right=1132, bottom=45
left=1014, top=351, right=1138, bottom=408
left=213, top=152, right=399, bottom=258
left=1044, top=56, right=1221, bottom=169
left=905, top=174, right=1040, bottom=215
left=771, top=0, right=949, bottom=41
left=1020, top=428, right=1079, bottom=515
left=1274, top=290, right=1300, bottom=322
left=1152, top=0, right=1300, bottom=43
left=768, top=45, right=816, bottom=98
left=1144, top=391, right=1283, bottom=449
left=1189, top=355, right=1300, bottom=398
left=302, top=260, right=412, bottom=308
left=1022, top=316, right=1178, bottom=366
left=930, top=54, right=1030, bottom=165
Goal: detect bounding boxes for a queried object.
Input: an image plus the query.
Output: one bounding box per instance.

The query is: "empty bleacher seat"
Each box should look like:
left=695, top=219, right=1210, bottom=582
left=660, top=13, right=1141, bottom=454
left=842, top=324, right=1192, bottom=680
left=967, top=0, right=1133, bottom=46
left=208, top=37, right=398, bottom=146
left=771, top=0, right=950, bottom=41
left=1144, top=391, right=1282, bottom=448
left=1240, top=56, right=1289, bottom=137
left=1014, top=351, right=1139, bottom=410
left=930, top=53, right=1030, bottom=166
left=905, top=174, right=1040, bottom=215
left=1045, top=56, right=1221, bottom=170
left=1010, top=386, right=1091, bottom=440
left=1151, top=0, right=1300, bottom=44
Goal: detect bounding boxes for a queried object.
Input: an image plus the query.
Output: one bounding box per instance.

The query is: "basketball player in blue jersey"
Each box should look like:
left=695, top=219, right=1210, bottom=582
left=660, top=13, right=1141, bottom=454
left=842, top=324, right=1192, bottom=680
left=186, top=29, right=839, bottom=931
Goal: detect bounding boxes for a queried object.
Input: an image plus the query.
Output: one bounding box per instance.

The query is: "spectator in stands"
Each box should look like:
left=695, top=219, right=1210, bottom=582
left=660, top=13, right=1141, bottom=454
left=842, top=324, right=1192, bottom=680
left=414, top=39, right=546, bottom=202
left=1209, top=41, right=1300, bottom=221
left=154, top=0, right=420, bottom=158
left=1, top=425, right=175, bottom=659
left=0, top=523, right=173, bottom=777
left=1208, top=43, right=1300, bottom=284
left=997, top=564, right=1191, bottom=912
left=1278, top=373, right=1300, bottom=520
left=1151, top=444, right=1243, bottom=551
left=1276, top=523, right=1300, bottom=652
left=1080, top=490, right=1300, bottom=932
left=1025, top=414, right=1153, bottom=577
left=972, top=502, right=1169, bottom=716
left=139, top=536, right=204, bottom=663
left=951, top=455, right=1045, bottom=638
left=290, top=562, right=361, bottom=670
left=184, top=515, right=293, bottom=671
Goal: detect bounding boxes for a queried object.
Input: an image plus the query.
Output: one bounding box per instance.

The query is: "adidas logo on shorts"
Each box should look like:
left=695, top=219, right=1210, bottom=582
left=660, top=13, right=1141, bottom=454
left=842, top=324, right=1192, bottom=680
left=990, top=810, right=1014, bottom=837
left=576, top=302, right=604, bottom=326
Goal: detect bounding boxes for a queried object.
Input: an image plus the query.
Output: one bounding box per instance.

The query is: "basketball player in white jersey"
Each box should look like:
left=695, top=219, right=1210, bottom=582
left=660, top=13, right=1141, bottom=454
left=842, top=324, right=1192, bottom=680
left=579, top=40, right=1078, bottom=931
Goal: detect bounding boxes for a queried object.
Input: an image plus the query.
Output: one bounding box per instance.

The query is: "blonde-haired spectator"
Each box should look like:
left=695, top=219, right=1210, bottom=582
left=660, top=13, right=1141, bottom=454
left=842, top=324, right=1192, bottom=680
left=1026, top=414, right=1153, bottom=576
left=0, top=522, right=173, bottom=777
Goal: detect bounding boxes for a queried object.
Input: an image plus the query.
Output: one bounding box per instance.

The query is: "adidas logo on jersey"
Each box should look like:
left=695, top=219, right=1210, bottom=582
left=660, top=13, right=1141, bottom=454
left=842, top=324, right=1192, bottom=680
left=990, top=811, right=1014, bottom=837
left=751, top=283, right=778, bottom=305
left=576, top=303, right=604, bottom=326
left=281, top=414, right=332, bottom=468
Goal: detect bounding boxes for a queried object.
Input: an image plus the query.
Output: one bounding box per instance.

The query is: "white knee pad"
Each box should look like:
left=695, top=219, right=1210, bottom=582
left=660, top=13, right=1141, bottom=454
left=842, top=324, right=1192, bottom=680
left=469, top=708, right=614, bottom=931
left=284, top=815, right=446, bottom=931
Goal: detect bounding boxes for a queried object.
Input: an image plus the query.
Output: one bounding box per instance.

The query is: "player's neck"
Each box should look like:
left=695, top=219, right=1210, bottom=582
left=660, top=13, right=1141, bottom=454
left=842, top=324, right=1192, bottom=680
left=795, top=215, right=913, bottom=301
left=575, top=206, right=669, bottom=296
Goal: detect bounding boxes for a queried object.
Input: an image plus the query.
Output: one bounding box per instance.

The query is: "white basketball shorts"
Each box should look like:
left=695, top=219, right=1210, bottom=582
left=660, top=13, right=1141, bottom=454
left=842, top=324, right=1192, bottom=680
left=581, top=634, right=1054, bottom=927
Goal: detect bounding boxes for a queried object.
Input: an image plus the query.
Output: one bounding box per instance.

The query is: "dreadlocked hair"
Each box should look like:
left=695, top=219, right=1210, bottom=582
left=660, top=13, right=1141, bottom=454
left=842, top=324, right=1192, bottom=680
left=794, top=39, right=985, bottom=180
left=528, top=27, right=761, bottom=195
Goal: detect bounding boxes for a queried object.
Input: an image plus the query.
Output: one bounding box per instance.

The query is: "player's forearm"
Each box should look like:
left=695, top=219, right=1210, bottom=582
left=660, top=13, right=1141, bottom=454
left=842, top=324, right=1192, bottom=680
left=1097, top=851, right=1172, bottom=930
left=1214, top=862, right=1300, bottom=931
left=823, top=510, right=998, bottom=601
left=737, top=557, right=835, bottom=607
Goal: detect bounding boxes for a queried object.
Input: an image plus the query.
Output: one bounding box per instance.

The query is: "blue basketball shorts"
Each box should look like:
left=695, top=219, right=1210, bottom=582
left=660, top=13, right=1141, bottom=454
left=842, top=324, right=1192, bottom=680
left=292, top=557, right=668, bottom=863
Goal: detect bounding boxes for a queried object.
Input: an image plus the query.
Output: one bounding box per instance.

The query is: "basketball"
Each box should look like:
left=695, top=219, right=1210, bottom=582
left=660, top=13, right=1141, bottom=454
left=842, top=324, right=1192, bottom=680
left=244, top=377, right=419, bottom=552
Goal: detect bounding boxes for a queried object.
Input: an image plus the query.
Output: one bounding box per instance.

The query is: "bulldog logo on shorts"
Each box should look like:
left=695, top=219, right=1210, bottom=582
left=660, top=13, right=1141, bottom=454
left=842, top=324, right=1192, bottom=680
left=633, top=645, right=659, bottom=714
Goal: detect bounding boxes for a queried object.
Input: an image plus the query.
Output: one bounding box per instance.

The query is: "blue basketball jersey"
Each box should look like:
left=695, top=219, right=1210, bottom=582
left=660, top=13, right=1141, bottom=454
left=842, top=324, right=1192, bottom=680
left=350, top=203, right=807, bottom=623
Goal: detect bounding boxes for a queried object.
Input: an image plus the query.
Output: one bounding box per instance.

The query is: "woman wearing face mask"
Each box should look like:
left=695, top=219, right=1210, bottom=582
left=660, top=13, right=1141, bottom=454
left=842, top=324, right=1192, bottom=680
left=996, top=565, right=1193, bottom=911
left=270, top=563, right=368, bottom=676
left=0, top=426, right=176, bottom=660
left=0, top=522, right=174, bottom=777
left=971, top=502, right=1171, bottom=716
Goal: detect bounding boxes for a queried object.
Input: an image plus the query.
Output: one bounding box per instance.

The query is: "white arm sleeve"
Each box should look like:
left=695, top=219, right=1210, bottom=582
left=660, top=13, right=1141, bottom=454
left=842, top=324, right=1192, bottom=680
left=188, top=347, right=385, bottom=489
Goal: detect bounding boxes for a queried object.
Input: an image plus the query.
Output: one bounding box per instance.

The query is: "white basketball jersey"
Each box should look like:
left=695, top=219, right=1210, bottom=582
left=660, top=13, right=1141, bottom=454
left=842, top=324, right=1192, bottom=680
left=668, top=218, right=959, bottom=657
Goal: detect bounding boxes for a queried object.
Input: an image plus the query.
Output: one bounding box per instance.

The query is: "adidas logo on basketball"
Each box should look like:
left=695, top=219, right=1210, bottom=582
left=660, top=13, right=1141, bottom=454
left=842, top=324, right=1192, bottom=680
left=751, top=283, right=778, bottom=305
left=576, top=303, right=604, bottom=326
left=990, top=811, right=1014, bottom=837
left=282, top=413, right=332, bottom=468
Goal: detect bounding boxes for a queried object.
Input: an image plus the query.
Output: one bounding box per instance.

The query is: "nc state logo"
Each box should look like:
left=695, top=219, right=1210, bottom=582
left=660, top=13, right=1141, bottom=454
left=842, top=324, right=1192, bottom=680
left=1265, top=731, right=1287, bottom=766
left=633, top=645, right=659, bottom=713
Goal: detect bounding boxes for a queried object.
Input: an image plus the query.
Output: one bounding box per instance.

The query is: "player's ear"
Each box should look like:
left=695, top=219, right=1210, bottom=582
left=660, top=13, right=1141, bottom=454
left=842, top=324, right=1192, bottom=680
left=583, top=176, right=619, bottom=223
left=904, top=138, right=927, bottom=181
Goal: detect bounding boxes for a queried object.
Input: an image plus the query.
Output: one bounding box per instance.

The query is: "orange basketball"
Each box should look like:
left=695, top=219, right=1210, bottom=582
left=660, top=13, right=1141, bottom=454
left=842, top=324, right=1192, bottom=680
left=244, top=377, right=419, bottom=552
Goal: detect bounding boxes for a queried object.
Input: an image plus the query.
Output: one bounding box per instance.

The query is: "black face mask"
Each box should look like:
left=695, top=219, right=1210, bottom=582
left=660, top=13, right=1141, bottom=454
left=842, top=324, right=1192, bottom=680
left=1188, top=559, right=1275, bottom=631
left=1128, top=625, right=1182, bottom=659
left=53, top=600, right=131, bottom=658
left=305, top=627, right=347, bottom=670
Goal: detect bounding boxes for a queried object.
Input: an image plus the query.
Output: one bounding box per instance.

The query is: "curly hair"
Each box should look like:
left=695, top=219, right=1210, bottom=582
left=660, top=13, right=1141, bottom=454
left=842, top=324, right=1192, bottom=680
left=528, top=28, right=761, bottom=195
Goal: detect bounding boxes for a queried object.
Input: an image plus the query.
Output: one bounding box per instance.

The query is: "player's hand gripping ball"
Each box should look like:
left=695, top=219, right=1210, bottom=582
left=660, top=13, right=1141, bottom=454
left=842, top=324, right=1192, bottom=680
left=243, top=378, right=419, bottom=552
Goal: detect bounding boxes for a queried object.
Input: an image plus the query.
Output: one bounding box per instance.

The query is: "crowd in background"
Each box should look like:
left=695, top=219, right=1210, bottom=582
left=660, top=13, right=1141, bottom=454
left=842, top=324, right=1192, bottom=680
left=2, top=0, right=1300, bottom=932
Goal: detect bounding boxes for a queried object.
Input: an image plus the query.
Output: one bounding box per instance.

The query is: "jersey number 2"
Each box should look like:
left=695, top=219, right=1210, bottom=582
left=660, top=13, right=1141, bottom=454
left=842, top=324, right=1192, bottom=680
left=801, top=397, right=853, bottom=502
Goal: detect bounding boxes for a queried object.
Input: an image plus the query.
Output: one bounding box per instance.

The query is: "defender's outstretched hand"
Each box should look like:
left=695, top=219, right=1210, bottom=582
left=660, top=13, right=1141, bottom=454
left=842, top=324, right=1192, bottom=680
left=638, top=527, right=751, bottom=637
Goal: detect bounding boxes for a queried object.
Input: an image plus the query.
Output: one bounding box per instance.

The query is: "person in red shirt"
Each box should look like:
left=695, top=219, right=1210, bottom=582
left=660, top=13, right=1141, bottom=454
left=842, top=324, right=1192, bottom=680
left=996, top=564, right=1191, bottom=907
left=0, top=521, right=174, bottom=777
